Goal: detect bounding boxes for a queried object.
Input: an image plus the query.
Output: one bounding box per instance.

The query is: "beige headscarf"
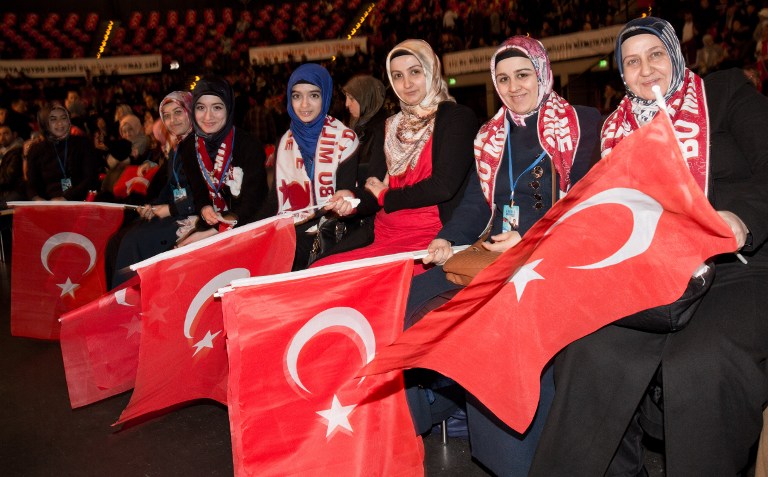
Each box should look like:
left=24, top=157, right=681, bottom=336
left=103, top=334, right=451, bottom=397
left=384, top=39, right=454, bottom=176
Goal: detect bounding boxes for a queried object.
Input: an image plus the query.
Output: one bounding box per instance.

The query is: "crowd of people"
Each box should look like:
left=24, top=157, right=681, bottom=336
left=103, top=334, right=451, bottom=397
left=2, top=2, right=768, bottom=475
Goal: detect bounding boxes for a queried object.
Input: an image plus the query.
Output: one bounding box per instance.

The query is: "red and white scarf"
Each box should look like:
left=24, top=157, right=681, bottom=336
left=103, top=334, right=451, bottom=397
left=195, top=128, right=235, bottom=213
left=275, top=115, right=358, bottom=213
left=601, top=69, right=709, bottom=194
left=473, top=93, right=581, bottom=208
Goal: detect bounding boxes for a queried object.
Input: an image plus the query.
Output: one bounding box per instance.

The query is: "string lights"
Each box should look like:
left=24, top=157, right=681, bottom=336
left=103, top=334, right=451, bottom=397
left=96, top=20, right=114, bottom=59
left=347, top=3, right=375, bottom=40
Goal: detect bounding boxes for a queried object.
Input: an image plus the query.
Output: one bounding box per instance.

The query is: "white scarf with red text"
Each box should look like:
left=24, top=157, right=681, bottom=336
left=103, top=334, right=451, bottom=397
left=275, top=115, right=358, bottom=213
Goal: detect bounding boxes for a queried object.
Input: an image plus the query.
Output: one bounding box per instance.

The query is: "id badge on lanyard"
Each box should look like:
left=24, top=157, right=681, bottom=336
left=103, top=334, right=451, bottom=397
left=173, top=187, right=188, bottom=203
left=61, top=178, right=72, bottom=192
left=502, top=204, right=520, bottom=232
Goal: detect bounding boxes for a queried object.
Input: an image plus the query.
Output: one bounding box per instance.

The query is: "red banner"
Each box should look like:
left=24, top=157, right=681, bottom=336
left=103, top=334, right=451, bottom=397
left=10, top=203, right=124, bottom=340
left=362, top=111, right=737, bottom=433
left=59, top=276, right=141, bottom=408
left=221, top=256, right=423, bottom=477
left=116, top=216, right=296, bottom=424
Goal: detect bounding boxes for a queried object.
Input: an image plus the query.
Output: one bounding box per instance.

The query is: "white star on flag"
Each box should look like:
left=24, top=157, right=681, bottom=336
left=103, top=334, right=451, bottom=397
left=316, top=394, right=356, bottom=437
left=192, top=330, right=222, bottom=356
left=507, top=259, right=545, bottom=301
left=120, top=315, right=142, bottom=338
left=57, top=277, right=80, bottom=298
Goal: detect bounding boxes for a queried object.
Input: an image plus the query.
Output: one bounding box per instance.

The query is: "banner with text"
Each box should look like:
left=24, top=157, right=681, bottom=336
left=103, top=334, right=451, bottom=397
left=249, top=38, right=367, bottom=65
left=443, top=25, right=624, bottom=75
left=0, top=55, right=162, bottom=78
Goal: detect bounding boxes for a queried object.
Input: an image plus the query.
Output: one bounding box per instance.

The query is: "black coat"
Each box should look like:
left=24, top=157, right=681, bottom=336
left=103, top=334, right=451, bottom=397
left=529, top=69, right=768, bottom=477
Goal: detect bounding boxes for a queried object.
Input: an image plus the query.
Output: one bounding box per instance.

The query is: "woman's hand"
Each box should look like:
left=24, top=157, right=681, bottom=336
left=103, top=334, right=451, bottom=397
left=481, top=231, right=522, bottom=253
left=201, top=205, right=220, bottom=226
left=423, top=238, right=454, bottom=265
left=138, top=204, right=170, bottom=220
left=137, top=161, right=157, bottom=177
left=365, top=176, right=388, bottom=200
left=717, top=210, right=749, bottom=249
left=323, top=190, right=357, bottom=216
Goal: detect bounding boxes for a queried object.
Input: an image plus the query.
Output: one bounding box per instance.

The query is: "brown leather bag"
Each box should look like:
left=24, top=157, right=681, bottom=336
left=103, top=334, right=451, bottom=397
left=442, top=240, right=501, bottom=286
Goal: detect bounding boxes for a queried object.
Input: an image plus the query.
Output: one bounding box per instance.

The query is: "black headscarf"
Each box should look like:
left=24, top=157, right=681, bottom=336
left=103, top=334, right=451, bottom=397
left=191, top=76, right=236, bottom=154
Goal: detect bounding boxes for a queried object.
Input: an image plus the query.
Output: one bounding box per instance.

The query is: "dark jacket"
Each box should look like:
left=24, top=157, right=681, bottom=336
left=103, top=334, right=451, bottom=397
left=437, top=105, right=602, bottom=245
left=0, top=145, right=25, bottom=201
left=26, top=135, right=101, bottom=201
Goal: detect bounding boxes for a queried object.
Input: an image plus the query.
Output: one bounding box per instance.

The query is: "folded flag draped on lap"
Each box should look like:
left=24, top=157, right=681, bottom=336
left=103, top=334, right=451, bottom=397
left=219, top=254, right=424, bottom=477
left=361, top=110, right=737, bottom=433
left=59, top=276, right=141, bottom=408
left=9, top=202, right=124, bottom=340
left=116, top=216, right=296, bottom=425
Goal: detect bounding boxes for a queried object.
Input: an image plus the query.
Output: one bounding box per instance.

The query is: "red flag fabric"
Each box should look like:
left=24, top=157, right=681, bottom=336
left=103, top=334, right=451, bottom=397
left=9, top=203, right=124, bottom=340
left=220, top=255, right=423, bottom=477
left=59, top=276, right=141, bottom=408
left=362, top=111, right=737, bottom=433
left=116, top=216, right=296, bottom=424
left=112, top=165, right=159, bottom=199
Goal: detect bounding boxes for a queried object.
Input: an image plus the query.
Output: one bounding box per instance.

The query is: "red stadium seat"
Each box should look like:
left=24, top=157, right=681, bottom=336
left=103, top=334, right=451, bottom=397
left=148, top=11, right=160, bottom=29
left=85, top=13, right=98, bottom=32
left=167, top=10, right=178, bottom=28
left=185, top=9, right=197, bottom=28
left=129, top=12, right=142, bottom=29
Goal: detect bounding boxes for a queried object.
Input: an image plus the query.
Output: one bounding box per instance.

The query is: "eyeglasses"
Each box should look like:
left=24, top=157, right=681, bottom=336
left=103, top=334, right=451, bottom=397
left=530, top=165, right=544, bottom=210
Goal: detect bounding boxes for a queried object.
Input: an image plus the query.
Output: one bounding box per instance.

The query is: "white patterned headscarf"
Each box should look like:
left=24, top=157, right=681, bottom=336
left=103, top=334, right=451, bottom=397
left=384, top=39, right=455, bottom=176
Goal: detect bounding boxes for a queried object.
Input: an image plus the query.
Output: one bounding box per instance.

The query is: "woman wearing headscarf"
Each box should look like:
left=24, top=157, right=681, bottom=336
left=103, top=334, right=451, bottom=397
left=342, top=74, right=389, bottom=180
left=402, top=36, right=602, bottom=475
left=26, top=103, right=101, bottom=201
left=270, top=63, right=359, bottom=270
left=313, top=40, right=477, bottom=271
left=180, top=76, right=269, bottom=238
left=529, top=17, right=768, bottom=477
left=111, top=91, right=198, bottom=287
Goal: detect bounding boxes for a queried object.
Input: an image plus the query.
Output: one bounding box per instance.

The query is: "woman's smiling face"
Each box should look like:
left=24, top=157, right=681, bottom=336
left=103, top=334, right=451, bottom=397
left=194, top=94, right=227, bottom=134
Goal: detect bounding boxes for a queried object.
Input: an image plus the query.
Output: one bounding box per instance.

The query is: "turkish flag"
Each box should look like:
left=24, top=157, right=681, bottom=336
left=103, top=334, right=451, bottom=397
left=116, top=216, right=296, bottom=424
left=112, top=165, right=159, bottom=199
left=362, top=110, right=737, bottom=433
left=9, top=202, right=124, bottom=340
left=59, top=276, right=141, bottom=408
left=220, top=255, right=424, bottom=477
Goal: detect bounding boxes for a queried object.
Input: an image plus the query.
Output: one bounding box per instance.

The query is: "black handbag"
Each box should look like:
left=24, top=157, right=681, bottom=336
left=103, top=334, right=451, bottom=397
left=615, top=261, right=715, bottom=333
left=306, top=215, right=374, bottom=266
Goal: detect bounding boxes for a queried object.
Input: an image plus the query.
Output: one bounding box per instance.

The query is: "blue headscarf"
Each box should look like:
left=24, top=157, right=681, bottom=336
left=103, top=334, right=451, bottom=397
left=286, top=63, right=333, bottom=181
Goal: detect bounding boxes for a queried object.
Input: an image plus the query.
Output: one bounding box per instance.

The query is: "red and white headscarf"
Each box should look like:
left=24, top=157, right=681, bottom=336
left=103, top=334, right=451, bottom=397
left=158, top=91, right=194, bottom=144
left=475, top=36, right=581, bottom=195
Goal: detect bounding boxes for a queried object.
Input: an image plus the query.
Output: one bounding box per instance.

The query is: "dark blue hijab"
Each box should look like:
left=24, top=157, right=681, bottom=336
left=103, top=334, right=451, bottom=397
left=286, top=64, right=333, bottom=180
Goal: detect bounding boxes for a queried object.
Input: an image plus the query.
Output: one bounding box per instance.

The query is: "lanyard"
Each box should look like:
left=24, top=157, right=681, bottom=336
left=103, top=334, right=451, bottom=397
left=196, top=128, right=235, bottom=196
left=506, top=131, right=546, bottom=204
left=53, top=139, right=69, bottom=178
left=170, top=146, right=182, bottom=188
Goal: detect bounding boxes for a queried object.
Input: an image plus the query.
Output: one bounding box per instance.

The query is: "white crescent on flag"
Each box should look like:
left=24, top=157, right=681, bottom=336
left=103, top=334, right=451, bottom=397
left=545, top=187, right=663, bottom=270
left=40, top=232, right=98, bottom=275
left=286, top=307, right=376, bottom=395
left=183, top=268, right=250, bottom=339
